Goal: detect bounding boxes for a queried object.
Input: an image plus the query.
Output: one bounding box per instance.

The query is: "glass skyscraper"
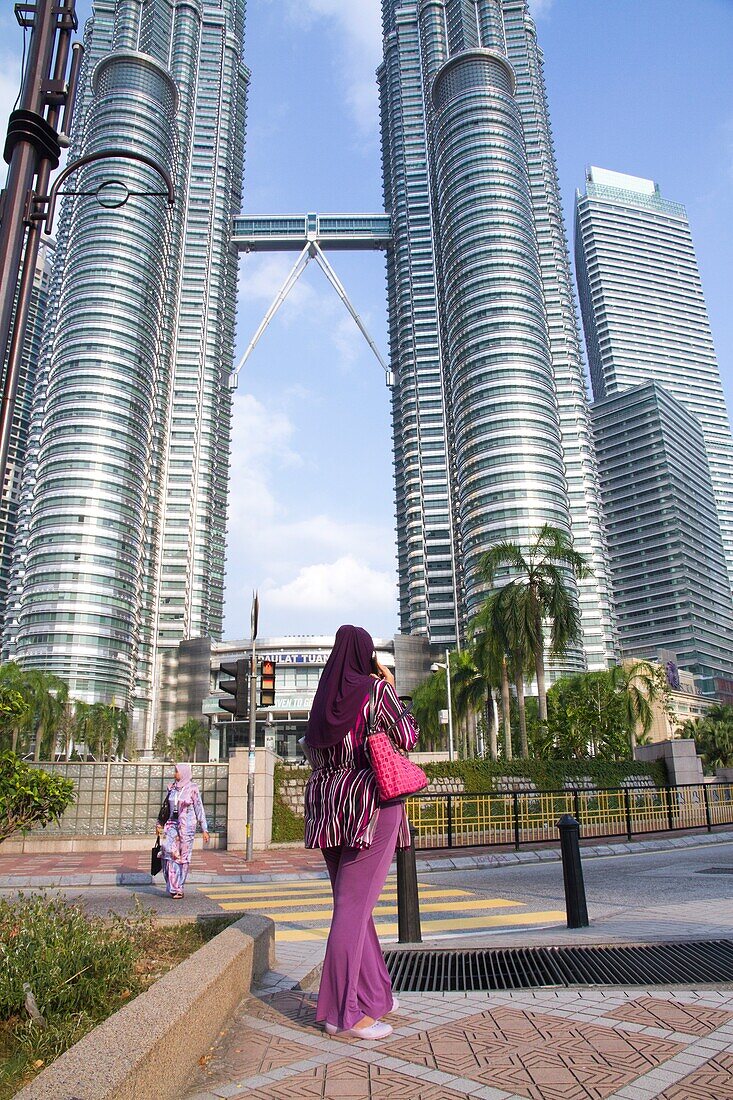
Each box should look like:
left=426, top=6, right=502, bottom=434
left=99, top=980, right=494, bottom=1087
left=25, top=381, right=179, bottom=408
left=379, top=0, right=615, bottom=667
left=4, top=0, right=247, bottom=749
left=0, top=237, right=55, bottom=622
left=592, top=381, right=733, bottom=693
left=575, top=166, right=733, bottom=595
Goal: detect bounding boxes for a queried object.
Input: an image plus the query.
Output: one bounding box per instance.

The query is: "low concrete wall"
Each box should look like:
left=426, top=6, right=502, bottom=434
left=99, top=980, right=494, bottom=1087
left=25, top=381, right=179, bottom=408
left=2, top=832, right=224, bottom=855
left=15, top=912, right=275, bottom=1100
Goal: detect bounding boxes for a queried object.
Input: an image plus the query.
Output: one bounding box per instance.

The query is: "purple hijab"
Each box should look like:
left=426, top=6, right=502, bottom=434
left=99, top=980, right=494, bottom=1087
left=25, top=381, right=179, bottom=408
left=306, top=625, right=375, bottom=748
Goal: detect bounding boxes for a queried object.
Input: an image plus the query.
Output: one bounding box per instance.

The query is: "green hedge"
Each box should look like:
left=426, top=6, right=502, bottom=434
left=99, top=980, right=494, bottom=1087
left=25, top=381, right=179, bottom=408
left=272, top=791, right=305, bottom=843
left=420, top=758, right=668, bottom=792
left=271, top=758, right=667, bottom=842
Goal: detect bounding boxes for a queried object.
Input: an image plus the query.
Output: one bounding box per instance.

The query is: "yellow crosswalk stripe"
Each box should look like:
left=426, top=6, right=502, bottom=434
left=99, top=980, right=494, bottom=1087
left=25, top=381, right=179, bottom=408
left=275, top=910, right=567, bottom=942
left=199, top=891, right=489, bottom=911
left=198, top=887, right=473, bottom=903
left=214, top=897, right=522, bottom=918
left=199, top=878, right=449, bottom=896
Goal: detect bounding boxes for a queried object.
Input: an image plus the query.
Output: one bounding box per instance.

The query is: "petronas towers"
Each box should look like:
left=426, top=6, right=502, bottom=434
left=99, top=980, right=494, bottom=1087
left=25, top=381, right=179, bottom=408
left=380, top=0, right=615, bottom=666
left=5, top=0, right=618, bottom=749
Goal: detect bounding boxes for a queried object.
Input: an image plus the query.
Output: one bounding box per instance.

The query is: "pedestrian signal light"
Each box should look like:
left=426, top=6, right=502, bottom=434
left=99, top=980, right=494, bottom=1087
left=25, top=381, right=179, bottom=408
left=218, top=659, right=248, bottom=718
left=260, top=658, right=276, bottom=707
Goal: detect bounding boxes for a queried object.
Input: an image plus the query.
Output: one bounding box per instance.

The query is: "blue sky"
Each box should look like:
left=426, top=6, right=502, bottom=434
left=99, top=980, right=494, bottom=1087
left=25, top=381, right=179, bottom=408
left=2, top=0, right=732, bottom=643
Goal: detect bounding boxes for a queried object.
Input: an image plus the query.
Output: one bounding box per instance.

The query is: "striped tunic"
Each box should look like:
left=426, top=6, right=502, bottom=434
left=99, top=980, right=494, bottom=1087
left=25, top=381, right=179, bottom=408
left=304, top=678, right=420, bottom=850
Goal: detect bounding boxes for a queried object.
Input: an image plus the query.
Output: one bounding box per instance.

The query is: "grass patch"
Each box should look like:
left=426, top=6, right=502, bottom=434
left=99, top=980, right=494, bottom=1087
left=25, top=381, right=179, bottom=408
left=0, top=896, right=233, bottom=1099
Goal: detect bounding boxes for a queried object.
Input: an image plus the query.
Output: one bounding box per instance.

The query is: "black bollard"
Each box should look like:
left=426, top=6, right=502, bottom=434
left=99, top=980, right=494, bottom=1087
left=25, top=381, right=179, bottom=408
left=396, top=824, right=422, bottom=943
left=557, top=814, right=589, bottom=928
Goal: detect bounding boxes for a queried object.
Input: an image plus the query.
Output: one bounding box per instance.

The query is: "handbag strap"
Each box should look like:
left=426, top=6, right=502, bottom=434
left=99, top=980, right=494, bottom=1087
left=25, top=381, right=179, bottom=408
left=367, top=678, right=413, bottom=740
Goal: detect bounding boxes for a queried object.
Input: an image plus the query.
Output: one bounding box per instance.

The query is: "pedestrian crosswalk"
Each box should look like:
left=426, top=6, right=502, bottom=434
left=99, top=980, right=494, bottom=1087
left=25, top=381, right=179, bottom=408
left=197, top=877, right=566, bottom=942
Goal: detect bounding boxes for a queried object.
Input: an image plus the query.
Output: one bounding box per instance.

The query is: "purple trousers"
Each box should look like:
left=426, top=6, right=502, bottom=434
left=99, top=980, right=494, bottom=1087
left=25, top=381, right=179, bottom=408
left=316, top=801, right=403, bottom=1030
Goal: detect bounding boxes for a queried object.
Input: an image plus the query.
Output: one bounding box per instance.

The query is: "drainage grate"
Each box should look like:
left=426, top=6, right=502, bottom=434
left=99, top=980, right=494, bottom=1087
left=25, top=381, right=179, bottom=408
left=384, top=941, right=733, bottom=991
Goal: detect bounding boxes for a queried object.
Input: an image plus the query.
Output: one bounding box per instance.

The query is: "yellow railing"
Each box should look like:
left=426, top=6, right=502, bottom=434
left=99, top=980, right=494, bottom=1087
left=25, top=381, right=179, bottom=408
left=405, top=782, right=733, bottom=850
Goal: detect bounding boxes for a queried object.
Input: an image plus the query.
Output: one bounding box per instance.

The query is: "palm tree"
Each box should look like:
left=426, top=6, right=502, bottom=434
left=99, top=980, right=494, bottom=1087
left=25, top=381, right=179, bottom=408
left=0, top=665, right=69, bottom=759
left=471, top=593, right=514, bottom=760
left=169, top=718, right=207, bottom=762
left=479, top=524, right=591, bottom=723
left=450, top=650, right=486, bottom=758
left=410, top=672, right=445, bottom=752
left=609, top=661, right=666, bottom=753
left=681, top=704, right=733, bottom=771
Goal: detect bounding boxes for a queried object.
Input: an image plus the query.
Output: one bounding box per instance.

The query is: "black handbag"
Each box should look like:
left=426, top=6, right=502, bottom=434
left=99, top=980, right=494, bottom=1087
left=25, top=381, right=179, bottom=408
left=150, top=837, right=162, bottom=876
left=157, top=793, right=171, bottom=826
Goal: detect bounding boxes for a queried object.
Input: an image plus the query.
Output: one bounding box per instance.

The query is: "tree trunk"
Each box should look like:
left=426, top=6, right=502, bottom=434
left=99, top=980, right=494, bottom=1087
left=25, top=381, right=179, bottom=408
left=514, top=668, right=529, bottom=758
left=34, top=724, right=43, bottom=762
left=500, top=659, right=512, bottom=761
left=488, top=691, right=498, bottom=761
left=535, top=644, right=547, bottom=723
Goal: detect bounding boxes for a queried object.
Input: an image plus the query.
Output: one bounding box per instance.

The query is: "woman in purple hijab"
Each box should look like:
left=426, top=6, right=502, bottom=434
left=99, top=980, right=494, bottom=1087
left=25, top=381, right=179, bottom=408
left=304, top=625, right=420, bottom=1040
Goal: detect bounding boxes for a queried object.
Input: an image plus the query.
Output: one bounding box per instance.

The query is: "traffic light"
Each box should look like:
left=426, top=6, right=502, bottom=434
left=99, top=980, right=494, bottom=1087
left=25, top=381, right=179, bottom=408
left=259, top=658, right=276, bottom=707
left=218, top=659, right=248, bottom=718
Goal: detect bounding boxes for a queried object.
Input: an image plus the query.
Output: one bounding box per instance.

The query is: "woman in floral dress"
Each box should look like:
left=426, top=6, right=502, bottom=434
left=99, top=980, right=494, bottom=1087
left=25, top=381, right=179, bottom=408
left=156, top=763, right=209, bottom=898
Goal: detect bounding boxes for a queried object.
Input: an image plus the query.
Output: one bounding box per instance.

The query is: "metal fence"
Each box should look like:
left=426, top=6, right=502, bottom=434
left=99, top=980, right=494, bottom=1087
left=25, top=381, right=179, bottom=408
left=405, top=782, right=733, bottom=850
left=30, top=762, right=229, bottom=836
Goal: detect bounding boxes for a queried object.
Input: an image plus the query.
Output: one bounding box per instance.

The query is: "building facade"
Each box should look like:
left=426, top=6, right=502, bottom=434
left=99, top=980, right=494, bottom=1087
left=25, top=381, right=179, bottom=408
left=575, top=166, right=733, bottom=595
left=4, top=0, right=248, bottom=749
left=0, top=237, right=55, bottom=621
left=159, top=635, right=404, bottom=762
left=379, top=0, right=615, bottom=668
left=592, top=381, right=733, bottom=694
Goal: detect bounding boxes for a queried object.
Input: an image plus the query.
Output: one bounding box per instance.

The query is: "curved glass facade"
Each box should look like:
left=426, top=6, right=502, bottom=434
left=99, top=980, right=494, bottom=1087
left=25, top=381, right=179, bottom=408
left=6, top=0, right=248, bottom=748
left=380, top=0, right=613, bottom=669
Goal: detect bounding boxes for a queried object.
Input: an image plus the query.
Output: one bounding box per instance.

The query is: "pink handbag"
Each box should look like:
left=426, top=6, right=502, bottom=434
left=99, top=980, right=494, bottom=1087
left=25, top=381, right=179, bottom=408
left=366, top=682, right=428, bottom=801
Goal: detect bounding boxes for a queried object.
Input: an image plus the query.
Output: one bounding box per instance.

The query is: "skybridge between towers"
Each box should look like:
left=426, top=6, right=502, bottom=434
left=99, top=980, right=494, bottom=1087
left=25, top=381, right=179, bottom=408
left=229, top=212, right=394, bottom=388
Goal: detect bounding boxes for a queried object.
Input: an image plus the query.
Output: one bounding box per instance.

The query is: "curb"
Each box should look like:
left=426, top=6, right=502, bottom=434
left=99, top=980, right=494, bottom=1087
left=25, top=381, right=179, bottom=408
left=2, top=830, right=732, bottom=888
left=13, top=911, right=275, bottom=1100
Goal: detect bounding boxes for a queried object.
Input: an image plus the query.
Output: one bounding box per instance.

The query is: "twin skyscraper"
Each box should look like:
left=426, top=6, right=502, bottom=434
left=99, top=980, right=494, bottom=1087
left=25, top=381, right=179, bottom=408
left=3, top=0, right=733, bottom=748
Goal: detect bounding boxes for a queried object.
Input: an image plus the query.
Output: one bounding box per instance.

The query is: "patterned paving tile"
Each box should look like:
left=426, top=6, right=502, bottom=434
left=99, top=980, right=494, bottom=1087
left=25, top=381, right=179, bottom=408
left=655, top=1050, right=733, bottom=1099
left=241, top=989, right=417, bottom=1038
left=607, top=995, right=733, bottom=1036
left=384, top=1006, right=683, bottom=1100
left=244, top=990, right=320, bottom=1029
left=200, top=1025, right=314, bottom=1085
left=245, top=1057, right=470, bottom=1098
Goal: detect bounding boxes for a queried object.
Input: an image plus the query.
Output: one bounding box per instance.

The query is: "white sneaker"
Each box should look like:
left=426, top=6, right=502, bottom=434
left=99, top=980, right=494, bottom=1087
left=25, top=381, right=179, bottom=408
left=325, top=1019, right=393, bottom=1040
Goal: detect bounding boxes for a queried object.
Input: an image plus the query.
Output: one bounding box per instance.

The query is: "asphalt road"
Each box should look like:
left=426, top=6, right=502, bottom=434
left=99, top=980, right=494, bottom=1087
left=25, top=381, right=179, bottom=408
left=5, top=841, right=733, bottom=940
left=419, top=841, right=733, bottom=913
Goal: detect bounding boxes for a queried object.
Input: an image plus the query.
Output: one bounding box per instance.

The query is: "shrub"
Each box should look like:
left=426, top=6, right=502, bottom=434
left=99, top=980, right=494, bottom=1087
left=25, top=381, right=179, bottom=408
left=0, top=753, right=75, bottom=844
left=420, top=758, right=667, bottom=793
left=0, top=895, right=143, bottom=1024
left=272, top=791, right=305, bottom=842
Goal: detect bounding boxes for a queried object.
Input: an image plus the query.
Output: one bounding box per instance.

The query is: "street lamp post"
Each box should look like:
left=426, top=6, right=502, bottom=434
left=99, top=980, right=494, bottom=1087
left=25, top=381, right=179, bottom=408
left=246, top=591, right=259, bottom=862
left=432, top=650, right=455, bottom=762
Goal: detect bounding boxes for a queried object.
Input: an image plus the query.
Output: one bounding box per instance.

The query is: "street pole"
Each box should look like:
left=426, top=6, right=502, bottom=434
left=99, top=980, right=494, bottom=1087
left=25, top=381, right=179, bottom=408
left=445, top=648, right=454, bottom=762
left=246, top=591, right=259, bottom=861
left=0, top=1, right=81, bottom=479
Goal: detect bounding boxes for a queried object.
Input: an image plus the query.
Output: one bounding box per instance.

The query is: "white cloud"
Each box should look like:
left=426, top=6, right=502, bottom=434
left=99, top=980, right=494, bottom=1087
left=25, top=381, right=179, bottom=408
left=275, top=0, right=382, bottom=139
left=264, top=555, right=397, bottom=620
left=223, top=389, right=398, bottom=637
left=238, top=254, right=320, bottom=318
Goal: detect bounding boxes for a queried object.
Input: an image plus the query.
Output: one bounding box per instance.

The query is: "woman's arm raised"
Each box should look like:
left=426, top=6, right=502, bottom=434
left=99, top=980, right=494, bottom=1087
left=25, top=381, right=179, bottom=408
left=377, top=679, right=419, bottom=752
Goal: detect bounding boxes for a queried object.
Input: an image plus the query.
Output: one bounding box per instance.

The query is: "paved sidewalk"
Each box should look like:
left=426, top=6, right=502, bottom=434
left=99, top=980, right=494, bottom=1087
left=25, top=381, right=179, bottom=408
left=181, top=836, right=733, bottom=1099
left=2, top=827, right=732, bottom=888
left=187, top=984, right=733, bottom=1100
